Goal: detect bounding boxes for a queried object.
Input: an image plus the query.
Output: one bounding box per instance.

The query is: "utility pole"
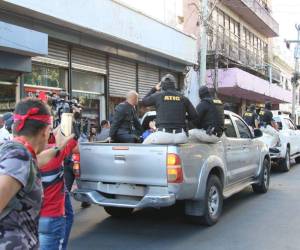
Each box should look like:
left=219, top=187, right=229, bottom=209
left=286, top=25, right=300, bottom=122
left=199, top=0, right=208, bottom=87
left=292, top=25, right=300, bottom=121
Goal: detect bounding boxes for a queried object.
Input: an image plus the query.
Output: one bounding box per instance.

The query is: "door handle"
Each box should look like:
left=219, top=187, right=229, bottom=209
left=227, top=146, right=232, bottom=151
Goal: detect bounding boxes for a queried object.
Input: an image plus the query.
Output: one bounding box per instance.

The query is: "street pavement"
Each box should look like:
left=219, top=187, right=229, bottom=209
left=69, top=163, right=300, bottom=250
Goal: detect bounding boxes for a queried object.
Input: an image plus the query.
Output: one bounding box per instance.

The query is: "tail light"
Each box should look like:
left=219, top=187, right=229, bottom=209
left=72, top=154, right=80, bottom=179
left=167, top=153, right=183, bottom=183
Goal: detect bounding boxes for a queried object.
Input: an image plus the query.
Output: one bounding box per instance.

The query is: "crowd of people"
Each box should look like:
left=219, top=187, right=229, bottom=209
left=0, top=72, right=278, bottom=250
left=242, top=101, right=280, bottom=147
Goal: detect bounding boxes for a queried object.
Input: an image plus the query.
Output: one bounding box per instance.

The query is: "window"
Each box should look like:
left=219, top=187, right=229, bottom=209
left=72, top=70, right=106, bottom=126
left=72, top=70, right=104, bottom=94
left=218, top=10, right=224, bottom=26
left=284, top=119, right=296, bottom=130
left=24, top=64, right=67, bottom=88
left=232, top=116, right=252, bottom=139
left=212, top=9, right=218, bottom=25
left=224, top=116, right=237, bottom=138
left=224, top=16, right=229, bottom=31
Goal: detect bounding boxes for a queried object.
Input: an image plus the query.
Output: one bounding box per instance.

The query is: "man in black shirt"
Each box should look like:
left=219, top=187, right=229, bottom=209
left=259, top=101, right=277, bottom=129
left=142, top=74, right=198, bottom=144
left=243, top=104, right=259, bottom=128
left=189, top=86, right=224, bottom=143
left=109, top=91, right=142, bottom=143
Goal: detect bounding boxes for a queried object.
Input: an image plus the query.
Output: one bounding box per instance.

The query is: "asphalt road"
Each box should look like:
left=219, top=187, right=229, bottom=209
left=69, top=163, right=300, bottom=250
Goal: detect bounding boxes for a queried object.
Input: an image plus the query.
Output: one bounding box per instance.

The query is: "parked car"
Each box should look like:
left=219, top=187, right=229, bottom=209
left=73, top=111, right=270, bottom=226
left=261, top=112, right=300, bottom=172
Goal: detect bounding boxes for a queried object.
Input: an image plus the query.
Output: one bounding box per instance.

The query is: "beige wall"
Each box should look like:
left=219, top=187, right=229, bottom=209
left=183, top=0, right=269, bottom=44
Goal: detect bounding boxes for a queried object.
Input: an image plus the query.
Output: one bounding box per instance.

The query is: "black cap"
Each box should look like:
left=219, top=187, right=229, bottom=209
left=249, top=104, right=256, bottom=111
left=199, top=86, right=210, bottom=98
left=161, top=74, right=176, bottom=90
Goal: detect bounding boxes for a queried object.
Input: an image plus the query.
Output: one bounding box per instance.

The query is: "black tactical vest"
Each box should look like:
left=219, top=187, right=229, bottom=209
left=243, top=111, right=256, bottom=127
left=197, top=98, right=224, bottom=136
left=211, top=98, right=224, bottom=135
left=156, top=90, right=186, bottom=129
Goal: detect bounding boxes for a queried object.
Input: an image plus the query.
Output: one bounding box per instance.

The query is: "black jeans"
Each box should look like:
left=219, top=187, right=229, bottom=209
left=64, top=163, right=75, bottom=192
left=116, top=133, right=139, bottom=143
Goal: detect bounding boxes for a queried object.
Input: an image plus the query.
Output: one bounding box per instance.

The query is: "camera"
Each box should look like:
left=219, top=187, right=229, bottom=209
left=47, top=90, right=88, bottom=139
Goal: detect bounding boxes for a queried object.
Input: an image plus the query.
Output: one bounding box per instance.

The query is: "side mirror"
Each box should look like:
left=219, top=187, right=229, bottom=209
left=253, top=129, right=263, bottom=138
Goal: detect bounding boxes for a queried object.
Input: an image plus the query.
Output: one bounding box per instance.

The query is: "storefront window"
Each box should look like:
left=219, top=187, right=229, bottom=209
left=24, top=64, right=67, bottom=88
left=72, top=70, right=105, bottom=127
left=0, top=71, right=17, bottom=112
left=72, top=70, right=104, bottom=93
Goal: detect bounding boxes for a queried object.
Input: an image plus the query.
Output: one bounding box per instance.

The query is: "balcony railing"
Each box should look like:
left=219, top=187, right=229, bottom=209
left=207, top=32, right=266, bottom=71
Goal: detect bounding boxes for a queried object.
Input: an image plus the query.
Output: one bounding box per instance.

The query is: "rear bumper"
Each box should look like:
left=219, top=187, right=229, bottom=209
left=73, top=189, right=176, bottom=208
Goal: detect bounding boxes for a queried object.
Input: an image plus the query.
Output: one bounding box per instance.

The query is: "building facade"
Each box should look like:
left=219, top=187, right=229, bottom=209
left=0, top=0, right=196, bottom=125
left=183, top=0, right=291, bottom=114
left=271, top=37, right=300, bottom=122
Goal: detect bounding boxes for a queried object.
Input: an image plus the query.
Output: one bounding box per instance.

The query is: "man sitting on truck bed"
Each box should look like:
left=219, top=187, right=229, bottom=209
left=109, top=91, right=143, bottom=143
left=189, top=86, right=224, bottom=143
left=142, top=74, right=198, bottom=144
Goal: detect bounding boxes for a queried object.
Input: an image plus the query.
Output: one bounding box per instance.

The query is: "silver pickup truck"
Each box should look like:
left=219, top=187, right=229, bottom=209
left=74, top=110, right=270, bottom=226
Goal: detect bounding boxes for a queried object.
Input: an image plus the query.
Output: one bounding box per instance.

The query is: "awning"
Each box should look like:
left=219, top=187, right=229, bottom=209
left=0, top=21, right=47, bottom=57
left=206, top=68, right=292, bottom=104
left=0, top=21, right=48, bottom=72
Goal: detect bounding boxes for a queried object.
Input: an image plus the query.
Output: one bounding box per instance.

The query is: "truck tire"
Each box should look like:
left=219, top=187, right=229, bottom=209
left=252, top=158, right=270, bottom=194
left=279, top=147, right=290, bottom=172
left=190, top=175, right=223, bottom=226
left=295, top=156, right=300, bottom=164
left=104, top=207, right=134, bottom=218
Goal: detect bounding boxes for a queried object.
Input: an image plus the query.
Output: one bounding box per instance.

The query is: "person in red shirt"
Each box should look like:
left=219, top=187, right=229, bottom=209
left=38, top=128, right=78, bottom=250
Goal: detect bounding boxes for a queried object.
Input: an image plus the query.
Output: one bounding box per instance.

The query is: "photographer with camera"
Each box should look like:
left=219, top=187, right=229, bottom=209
left=43, top=90, right=89, bottom=247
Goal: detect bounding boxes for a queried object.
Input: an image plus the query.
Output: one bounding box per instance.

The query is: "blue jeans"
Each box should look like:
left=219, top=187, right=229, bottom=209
left=63, top=192, right=74, bottom=250
left=39, top=216, right=66, bottom=250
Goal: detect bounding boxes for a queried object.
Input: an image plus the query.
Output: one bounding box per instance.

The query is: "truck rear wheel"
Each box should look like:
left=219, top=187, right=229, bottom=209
left=189, top=175, right=223, bottom=226
left=279, top=147, right=290, bottom=172
left=104, top=207, right=134, bottom=218
left=252, top=158, right=270, bottom=194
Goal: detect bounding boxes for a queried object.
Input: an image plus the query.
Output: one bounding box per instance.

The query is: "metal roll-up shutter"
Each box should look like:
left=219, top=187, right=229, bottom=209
left=48, top=39, right=69, bottom=62
left=72, top=46, right=106, bottom=74
left=109, top=57, right=136, bottom=97
left=138, top=64, right=159, bottom=98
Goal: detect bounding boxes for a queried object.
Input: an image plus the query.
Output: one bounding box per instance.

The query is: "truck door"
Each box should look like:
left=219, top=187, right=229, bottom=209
left=223, top=115, right=243, bottom=184
left=284, top=118, right=298, bottom=155
left=231, top=115, right=259, bottom=180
